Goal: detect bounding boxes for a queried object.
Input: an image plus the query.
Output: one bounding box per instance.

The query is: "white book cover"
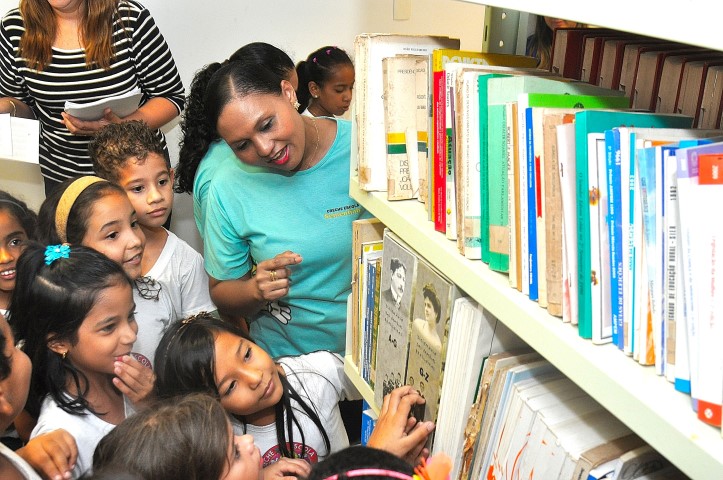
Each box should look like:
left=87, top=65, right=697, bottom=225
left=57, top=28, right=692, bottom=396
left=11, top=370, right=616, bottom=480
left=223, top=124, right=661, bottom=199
left=0, top=116, right=40, bottom=164
left=432, top=298, right=523, bottom=479
left=64, top=87, right=142, bottom=121
left=467, top=352, right=542, bottom=480
left=663, top=147, right=681, bottom=384
left=456, top=69, right=483, bottom=259
left=557, top=122, right=578, bottom=325
left=444, top=63, right=459, bottom=241
left=589, top=132, right=612, bottom=344
left=494, top=375, right=589, bottom=480
left=519, top=395, right=604, bottom=480
left=353, top=34, right=459, bottom=192
left=676, top=143, right=723, bottom=427
left=480, top=360, right=557, bottom=479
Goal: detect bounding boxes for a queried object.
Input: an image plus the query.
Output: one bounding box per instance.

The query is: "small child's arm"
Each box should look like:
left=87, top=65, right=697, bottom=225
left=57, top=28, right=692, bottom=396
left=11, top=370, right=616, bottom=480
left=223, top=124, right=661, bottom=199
left=16, top=429, right=77, bottom=480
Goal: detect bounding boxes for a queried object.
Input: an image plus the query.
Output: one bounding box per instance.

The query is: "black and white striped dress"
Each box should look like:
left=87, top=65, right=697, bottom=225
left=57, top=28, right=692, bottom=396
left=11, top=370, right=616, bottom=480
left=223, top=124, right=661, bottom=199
left=0, top=0, right=185, bottom=183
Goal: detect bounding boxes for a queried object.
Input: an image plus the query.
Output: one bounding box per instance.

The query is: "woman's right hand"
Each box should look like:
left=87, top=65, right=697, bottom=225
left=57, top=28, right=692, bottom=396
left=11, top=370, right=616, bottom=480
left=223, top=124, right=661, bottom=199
left=255, top=251, right=302, bottom=302
left=262, top=457, right=311, bottom=480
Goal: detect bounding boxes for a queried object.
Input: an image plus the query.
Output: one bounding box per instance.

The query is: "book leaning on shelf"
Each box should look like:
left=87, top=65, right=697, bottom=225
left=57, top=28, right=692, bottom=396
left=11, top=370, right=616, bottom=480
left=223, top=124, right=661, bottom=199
left=373, top=230, right=419, bottom=408
left=382, top=54, right=425, bottom=200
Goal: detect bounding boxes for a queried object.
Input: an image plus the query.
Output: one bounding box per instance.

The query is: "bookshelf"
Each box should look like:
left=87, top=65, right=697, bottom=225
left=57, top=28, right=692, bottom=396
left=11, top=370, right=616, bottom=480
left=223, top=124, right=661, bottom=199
left=343, top=4, right=723, bottom=478
left=346, top=180, right=723, bottom=479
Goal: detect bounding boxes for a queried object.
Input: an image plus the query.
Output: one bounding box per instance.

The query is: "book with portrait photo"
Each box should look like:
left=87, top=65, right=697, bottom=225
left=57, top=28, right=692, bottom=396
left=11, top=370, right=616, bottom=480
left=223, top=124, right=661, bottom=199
left=405, top=257, right=462, bottom=423
left=373, top=230, right=419, bottom=408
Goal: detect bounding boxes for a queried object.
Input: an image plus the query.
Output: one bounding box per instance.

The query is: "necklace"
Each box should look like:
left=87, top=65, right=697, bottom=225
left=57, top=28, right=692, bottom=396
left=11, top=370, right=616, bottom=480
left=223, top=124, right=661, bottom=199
left=310, top=116, right=320, bottom=166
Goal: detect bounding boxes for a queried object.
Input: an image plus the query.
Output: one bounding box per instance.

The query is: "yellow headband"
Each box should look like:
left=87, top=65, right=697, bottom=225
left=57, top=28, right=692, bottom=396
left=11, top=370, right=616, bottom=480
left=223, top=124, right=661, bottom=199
left=55, top=176, right=105, bottom=243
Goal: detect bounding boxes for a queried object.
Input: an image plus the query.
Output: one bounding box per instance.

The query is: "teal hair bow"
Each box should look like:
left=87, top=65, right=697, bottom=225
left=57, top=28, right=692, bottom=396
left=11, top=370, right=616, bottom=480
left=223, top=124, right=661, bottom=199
left=45, top=244, right=70, bottom=265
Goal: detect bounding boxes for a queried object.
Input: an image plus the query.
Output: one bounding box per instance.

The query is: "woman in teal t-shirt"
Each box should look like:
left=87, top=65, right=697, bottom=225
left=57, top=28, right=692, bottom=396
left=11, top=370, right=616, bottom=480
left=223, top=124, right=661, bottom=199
left=177, top=53, right=367, bottom=359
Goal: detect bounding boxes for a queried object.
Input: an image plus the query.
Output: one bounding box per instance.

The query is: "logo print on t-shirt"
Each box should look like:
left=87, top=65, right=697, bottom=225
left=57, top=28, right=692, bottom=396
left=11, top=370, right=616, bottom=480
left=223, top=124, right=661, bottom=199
left=262, top=442, right=318, bottom=466
left=130, top=352, right=152, bottom=369
left=264, top=300, right=292, bottom=325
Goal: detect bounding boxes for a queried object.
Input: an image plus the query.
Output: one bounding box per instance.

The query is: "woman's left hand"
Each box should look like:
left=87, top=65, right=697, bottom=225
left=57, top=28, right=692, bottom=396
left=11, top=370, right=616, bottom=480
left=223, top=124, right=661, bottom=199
left=112, top=354, right=156, bottom=408
left=61, top=108, right=122, bottom=136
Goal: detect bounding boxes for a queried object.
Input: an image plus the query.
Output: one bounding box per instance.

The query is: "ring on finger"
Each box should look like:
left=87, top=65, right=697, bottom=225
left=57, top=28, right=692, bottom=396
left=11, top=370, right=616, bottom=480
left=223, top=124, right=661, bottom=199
left=270, top=270, right=277, bottom=282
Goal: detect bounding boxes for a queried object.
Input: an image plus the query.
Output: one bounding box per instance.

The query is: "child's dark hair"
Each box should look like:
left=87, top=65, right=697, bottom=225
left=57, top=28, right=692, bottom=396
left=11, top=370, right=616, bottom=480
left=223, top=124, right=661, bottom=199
left=0, top=314, right=10, bottom=381
left=154, top=312, right=331, bottom=459
left=295, top=46, right=353, bottom=113
left=93, top=393, right=231, bottom=480
left=175, top=42, right=294, bottom=194
left=307, top=446, right=415, bottom=480
left=37, top=176, right=126, bottom=244
left=89, top=120, right=168, bottom=183
left=7, top=242, right=132, bottom=418
left=0, top=190, right=38, bottom=241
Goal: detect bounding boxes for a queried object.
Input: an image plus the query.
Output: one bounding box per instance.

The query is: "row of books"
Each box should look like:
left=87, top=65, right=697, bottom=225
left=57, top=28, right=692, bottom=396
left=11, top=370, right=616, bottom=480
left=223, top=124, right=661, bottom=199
left=348, top=224, right=682, bottom=479
left=550, top=27, right=723, bottom=128
left=351, top=34, right=723, bottom=432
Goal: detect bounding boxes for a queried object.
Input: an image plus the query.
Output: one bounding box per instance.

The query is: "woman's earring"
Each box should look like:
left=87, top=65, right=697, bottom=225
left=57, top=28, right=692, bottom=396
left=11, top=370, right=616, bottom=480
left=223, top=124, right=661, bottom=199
left=61, top=351, right=67, bottom=360
left=293, top=100, right=300, bottom=110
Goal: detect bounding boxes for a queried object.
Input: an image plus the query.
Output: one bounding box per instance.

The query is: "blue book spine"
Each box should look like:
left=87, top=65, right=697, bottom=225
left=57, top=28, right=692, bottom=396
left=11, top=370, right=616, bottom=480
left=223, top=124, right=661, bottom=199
left=360, top=403, right=378, bottom=446
left=606, top=129, right=624, bottom=349
left=526, top=107, right=538, bottom=300
left=363, top=261, right=376, bottom=381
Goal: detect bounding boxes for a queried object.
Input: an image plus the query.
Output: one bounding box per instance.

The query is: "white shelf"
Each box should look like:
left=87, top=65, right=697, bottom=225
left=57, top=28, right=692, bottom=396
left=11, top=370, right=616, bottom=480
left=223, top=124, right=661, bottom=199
left=349, top=178, right=722, bottom=479
left=457, top=0, right=723, bottom=51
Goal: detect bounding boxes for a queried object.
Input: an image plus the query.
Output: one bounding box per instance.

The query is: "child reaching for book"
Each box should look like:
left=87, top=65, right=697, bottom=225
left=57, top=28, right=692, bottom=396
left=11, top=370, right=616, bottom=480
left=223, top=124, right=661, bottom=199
left=0, top=191, right=38, bottom=317
left=295, top=46, right=354, bottom=118
left=7, top=243, right=144, bottom=478
left=155, top=312, right=366, bottom=466
left=89, top=120, right=216, bottom=320
left=36, top=176, right=177, bottom=374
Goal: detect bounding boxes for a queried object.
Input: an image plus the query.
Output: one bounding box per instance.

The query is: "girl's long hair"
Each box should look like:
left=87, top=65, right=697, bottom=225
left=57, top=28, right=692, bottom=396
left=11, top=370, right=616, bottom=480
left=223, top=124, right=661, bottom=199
left=19, top=0, right=123, bottom=71
left=7, top=242, right=132, bottom=417
left=154, top=313, right=331, bottom=459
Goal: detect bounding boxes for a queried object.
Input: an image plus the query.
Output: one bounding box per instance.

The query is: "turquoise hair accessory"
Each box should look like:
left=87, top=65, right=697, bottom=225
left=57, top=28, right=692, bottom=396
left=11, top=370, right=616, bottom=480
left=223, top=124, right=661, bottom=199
left=45, top=244, right=70, bottom=265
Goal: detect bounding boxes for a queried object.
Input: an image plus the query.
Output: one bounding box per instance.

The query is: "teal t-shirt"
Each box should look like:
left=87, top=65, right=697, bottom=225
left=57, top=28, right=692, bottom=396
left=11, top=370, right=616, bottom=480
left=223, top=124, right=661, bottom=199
left=193, top=140, right=237, bottom=238
left=203, top=118, right=368, bottom=357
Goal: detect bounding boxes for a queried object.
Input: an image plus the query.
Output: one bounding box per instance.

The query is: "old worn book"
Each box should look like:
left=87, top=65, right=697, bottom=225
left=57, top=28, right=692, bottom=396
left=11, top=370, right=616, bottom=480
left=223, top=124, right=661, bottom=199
left=382, top=54, right=425, bottom=200
left=405, top=258, right=462, bottom=424
left=633, top=47, right=709, bottom=111
left=373, top=230, right=419, bottom=408
left=353, top=33, right=459, bottom=192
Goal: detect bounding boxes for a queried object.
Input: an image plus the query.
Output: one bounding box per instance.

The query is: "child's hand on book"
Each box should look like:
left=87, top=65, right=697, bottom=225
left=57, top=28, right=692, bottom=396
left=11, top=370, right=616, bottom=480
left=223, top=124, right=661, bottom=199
left=367, top=386, right=435, bottom=465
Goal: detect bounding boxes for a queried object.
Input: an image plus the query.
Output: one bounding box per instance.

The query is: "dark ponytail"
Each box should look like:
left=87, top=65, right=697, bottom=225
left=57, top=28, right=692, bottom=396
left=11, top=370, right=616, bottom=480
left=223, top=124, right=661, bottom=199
left=175, top=62, right=225, bottom=194
left=295, top=46, right=353, bottom=113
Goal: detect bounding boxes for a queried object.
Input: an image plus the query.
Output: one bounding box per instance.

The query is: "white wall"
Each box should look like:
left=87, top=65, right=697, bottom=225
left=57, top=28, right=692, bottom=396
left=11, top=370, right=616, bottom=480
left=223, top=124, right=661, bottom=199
left=0, top=0, right=486, bottom=250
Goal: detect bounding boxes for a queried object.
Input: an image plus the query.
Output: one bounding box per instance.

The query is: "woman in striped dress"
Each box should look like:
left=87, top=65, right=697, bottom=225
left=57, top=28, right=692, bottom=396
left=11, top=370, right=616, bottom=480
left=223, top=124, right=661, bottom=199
left=0, top=0, right=184, bottom=195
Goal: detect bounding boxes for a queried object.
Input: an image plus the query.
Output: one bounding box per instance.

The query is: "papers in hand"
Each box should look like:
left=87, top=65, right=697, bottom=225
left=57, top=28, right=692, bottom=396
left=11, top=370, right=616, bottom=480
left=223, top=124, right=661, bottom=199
left=64, top=88, right=142, bottom=121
